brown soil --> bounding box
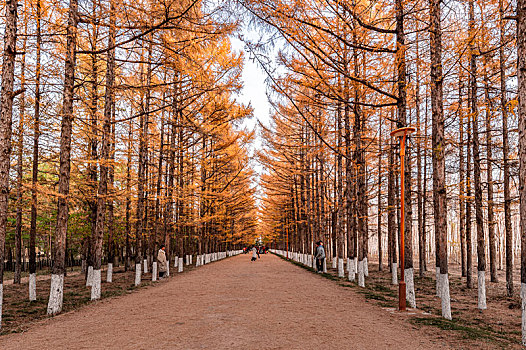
[321,258,523,349]
[1,254,453,349]
[0,264,161,335]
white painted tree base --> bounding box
[135,263,141,286]
[358,260,365,287]
[440,273,452,320]
[91,269,101,300]
[196,256,200,266]
[478,270,487,310]
[338,258,344,278]
[152,262,158,281]
[332,258,337,269]
[323,259,327,273]
[29,273,37,301]
[86,266,94,287]
[391,262,398,285]
[174,256,178,267]
[143,259,148,274]
[436,266,441,297]
[346,258,350,272]
[107,263,113,283]
[348,258,356,282]
[47,274,64,315]
[166,263,170,277]
[405,268,416,308]
[364,257,369,277]
[178,258,183,272]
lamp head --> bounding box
[390,126,416,138]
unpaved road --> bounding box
[0,254,448,349]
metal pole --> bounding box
[390,126,415,312]
[399,133,407,311]
[286,219,289,260]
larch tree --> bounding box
[47,0,79,315]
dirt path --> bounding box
[0,254,449,349]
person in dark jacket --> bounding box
[315,241,325,273]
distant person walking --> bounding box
[315,241,325,273]
[251,247,257,262]
[157,244,167,278]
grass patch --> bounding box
[370,283,397,298]
[411,317,491,340]
[410,316,519,345]
[356,289,389,302]
[378,301,396,308]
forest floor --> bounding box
[315,256,523,349]
[0,253,515,349]
[4,267,83,285]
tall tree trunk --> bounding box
[395,0,415,306]
[388,118,397,284]
[86,0,100,285]
[0,0,19,325]
[47,0,78,315]
[500,0,513,297]
[92,1,116,299]
[29,0,42,301]
[354,48,367,288]
[430,0,451,318]
[459,71,466,278]
[142,41,153,270]
[134,42,150,285]
[516,0,525,343]
[344,79,355,281]
[378,118,383,272]
[422,99,428,273]
[107,119,115,270]
[165,81,178,271]
[14,32,27,285]
[125,118,132,272]
[107,100,116,272]
[152,102,166,279]
[484,60,497,283]
[415,37,424,277]
[336,100,344,277]
[466,88,473,289]
[469,0,486,309]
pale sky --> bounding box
[230,34,273,203]
[230,36,271,133]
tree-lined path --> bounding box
[1,0,526,346]
[0,254,446,349]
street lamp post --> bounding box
[286,218,289,260]
[390,126,416,311]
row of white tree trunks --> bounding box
[132,250,243,286]
[42,249,244,327]
[271,249,422,311]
